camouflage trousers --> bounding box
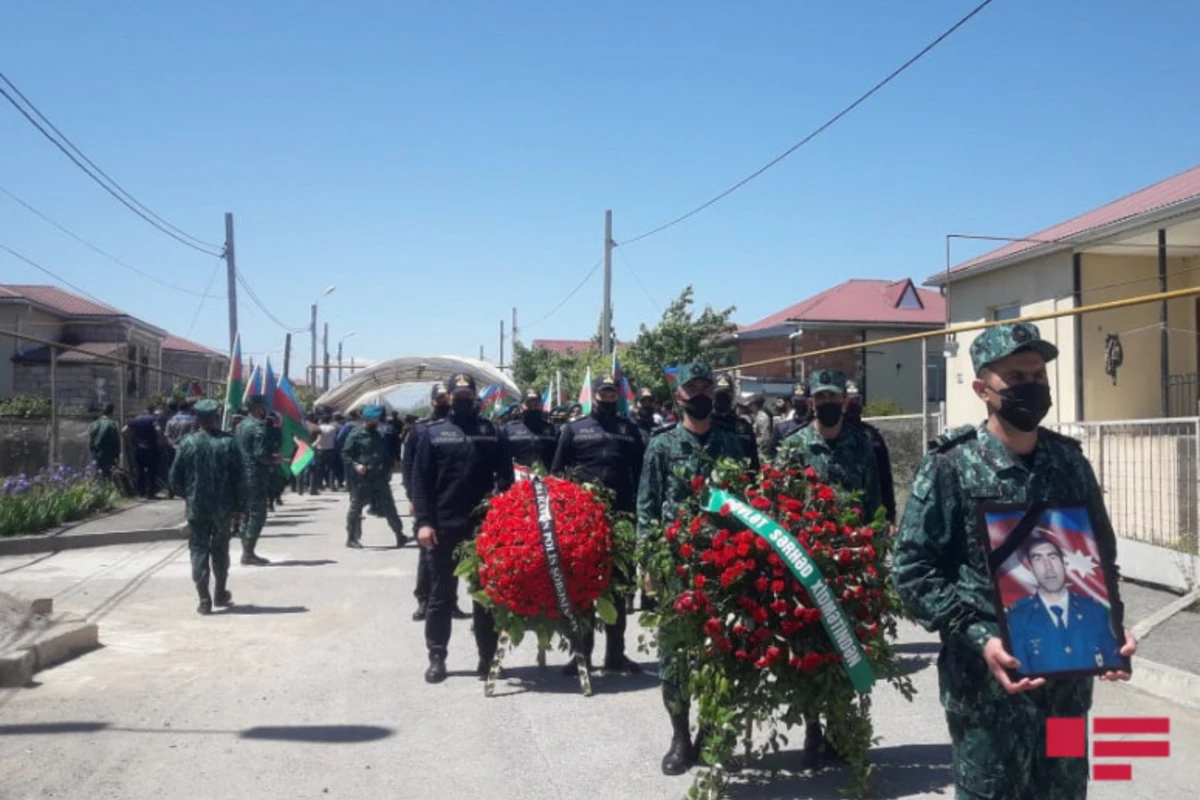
[658,619,691,715]
[240,482,268,544]
[346,480,403,538]
[189,517,232,593]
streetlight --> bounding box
[337,331,358,382]
[310,285,336,389]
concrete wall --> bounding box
[0,306,64,399]
[159,352,225,395]
[0,417,93,476]
[943,250,1077,427]
[864,329,945,413]
[12,363,122,410]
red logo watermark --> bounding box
[1047,717,1171,780]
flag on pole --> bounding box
[478,385,508,419]
[612,352,635,415]
[246,364,264,398]
[289,437,315,477]
[664,365,681,391]
[273,374,309,474]
[541,384,553,408]
[578,366,593,415]
[264,359,279,412]
[222,333,245,429]
[184,380,204,398]
[556,369,563,406]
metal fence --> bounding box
[1167,373,1198,419]
[1048,417,1200,554]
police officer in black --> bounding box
[634,386,658,445]
[711,372,760,471]
[502,388,559,470]
[551,372,645,675]
[403,383,468,623]
[769,383,809,458]
[843,381,897,523]
[412,373,514,684]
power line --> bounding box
[235,269,307,332]
[0,243,111,305]
[524,258,604,330]
[615,246,662,313]
[0,72,223,257]
[619,0,999,246]
[0,182,224,299]
[185,259,223,338]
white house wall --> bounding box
[864,328,944,413]
[942,250,1076,428]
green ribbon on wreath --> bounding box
[704,489,876,693]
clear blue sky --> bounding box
[3,0,1198,378]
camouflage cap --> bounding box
[362,404,385,420]
[808,369,847,396]
[675,362,714,388]
[713,371,736,394]
[970,322,1058,375]
[194,399,220,418]
[447,373,476,395]
[246,393,267,409]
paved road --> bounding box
[1,484,1196,800]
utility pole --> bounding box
[511,307,518,348]
[322,322,330,393]
[310,304,317,389]
[499,319,506,369]
[283,333,292,380]
[224,213,238,350]
[337,340,344,382]
[601,209,613,356]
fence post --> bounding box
[49,345,59,465]
[1195,414,1200,560]
[1096,424,1106,489]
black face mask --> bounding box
[683,394,713,421]
[713,394,733,414]
[992,382,1052,432]
[593,400,618,419]
[844,403,863,423]
[522,409,541,426]
[432,404,450,419]
[638,405,655,421]
[451,398,477,418]
[815,402,843,428]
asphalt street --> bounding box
[1,483,1196,800]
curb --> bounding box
[0,619,100,687]
[1126,656,1200,711]
[0,523,188,557]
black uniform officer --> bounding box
[711,372,760,471]
[402,383,468,622]
[412,373,514,684]
[769,383,809,457]
[843,380,897,523]
[502,388,559,470]
[550,372,645,674]
[634,387,658,445]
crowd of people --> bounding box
[109,321,1141,798]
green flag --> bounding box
[222,333,244,429]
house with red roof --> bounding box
[928,163,1200,427]
[529,338,627,355]
[160,335,229,396]
[736,278,946,412]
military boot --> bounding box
[412,600,428,621]
[425,651,448,684]
[196,583,213,616]
[346,518,363,549]
[240,540,269,566]
[661,712,695,776]
[214,576,233,608]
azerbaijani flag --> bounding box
[478,385,508,418]
[664,365,681,391]
[289,437,315,477]
[263,359,279,412]
[245,363,264,399]
[184,380,204,398]
[612,352,635,415]
[222,333,244,429]
[541,385,553,408]
[578,366,593,415]
[273,374,309,475]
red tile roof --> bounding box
[0,284,126,317]
[741,279,945,332]
[162,335,223,357]
[946,164,1200,277]
[529,339,628,354]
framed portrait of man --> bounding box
[977,502,1129,680]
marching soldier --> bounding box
[502,388,559,470]
[551,372,645,675]
[412,374,514,683]
[169,399,245,614]
[233,394,274,566]
[344,404,408,549]
[843,381,897,524]
[711,372,759,471]
[637,362,746,775]
[894,322,1136,800]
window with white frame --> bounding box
[992,304,1021,322]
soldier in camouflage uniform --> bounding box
[88,403,122,478]
[343,404,409,549]
[844,381,897,523]
[711,372,759,471]
[169,399,245,614]
[893,322,1136,800]
[233,394,274,566]
[637,362,747,776]
[775,368,883,766]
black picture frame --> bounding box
[975,501,1130,680]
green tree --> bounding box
[623,286,736,401]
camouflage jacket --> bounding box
[342,425,393,483]
[636,422,745,540]
[234,416,274,484]
[776,422,881,518]
[169,429,245,520]
[893,422,1124,717]
[88,417,121,464]
[712,411,760,471]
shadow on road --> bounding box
[727,743,953,799]
[0,721,395,745]
[893,641,940,655]
[264,560,338,568]
[485,663,661,697]
[221,604,309,615]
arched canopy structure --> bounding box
[314,355,519,412]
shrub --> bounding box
[0,464,119,538]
